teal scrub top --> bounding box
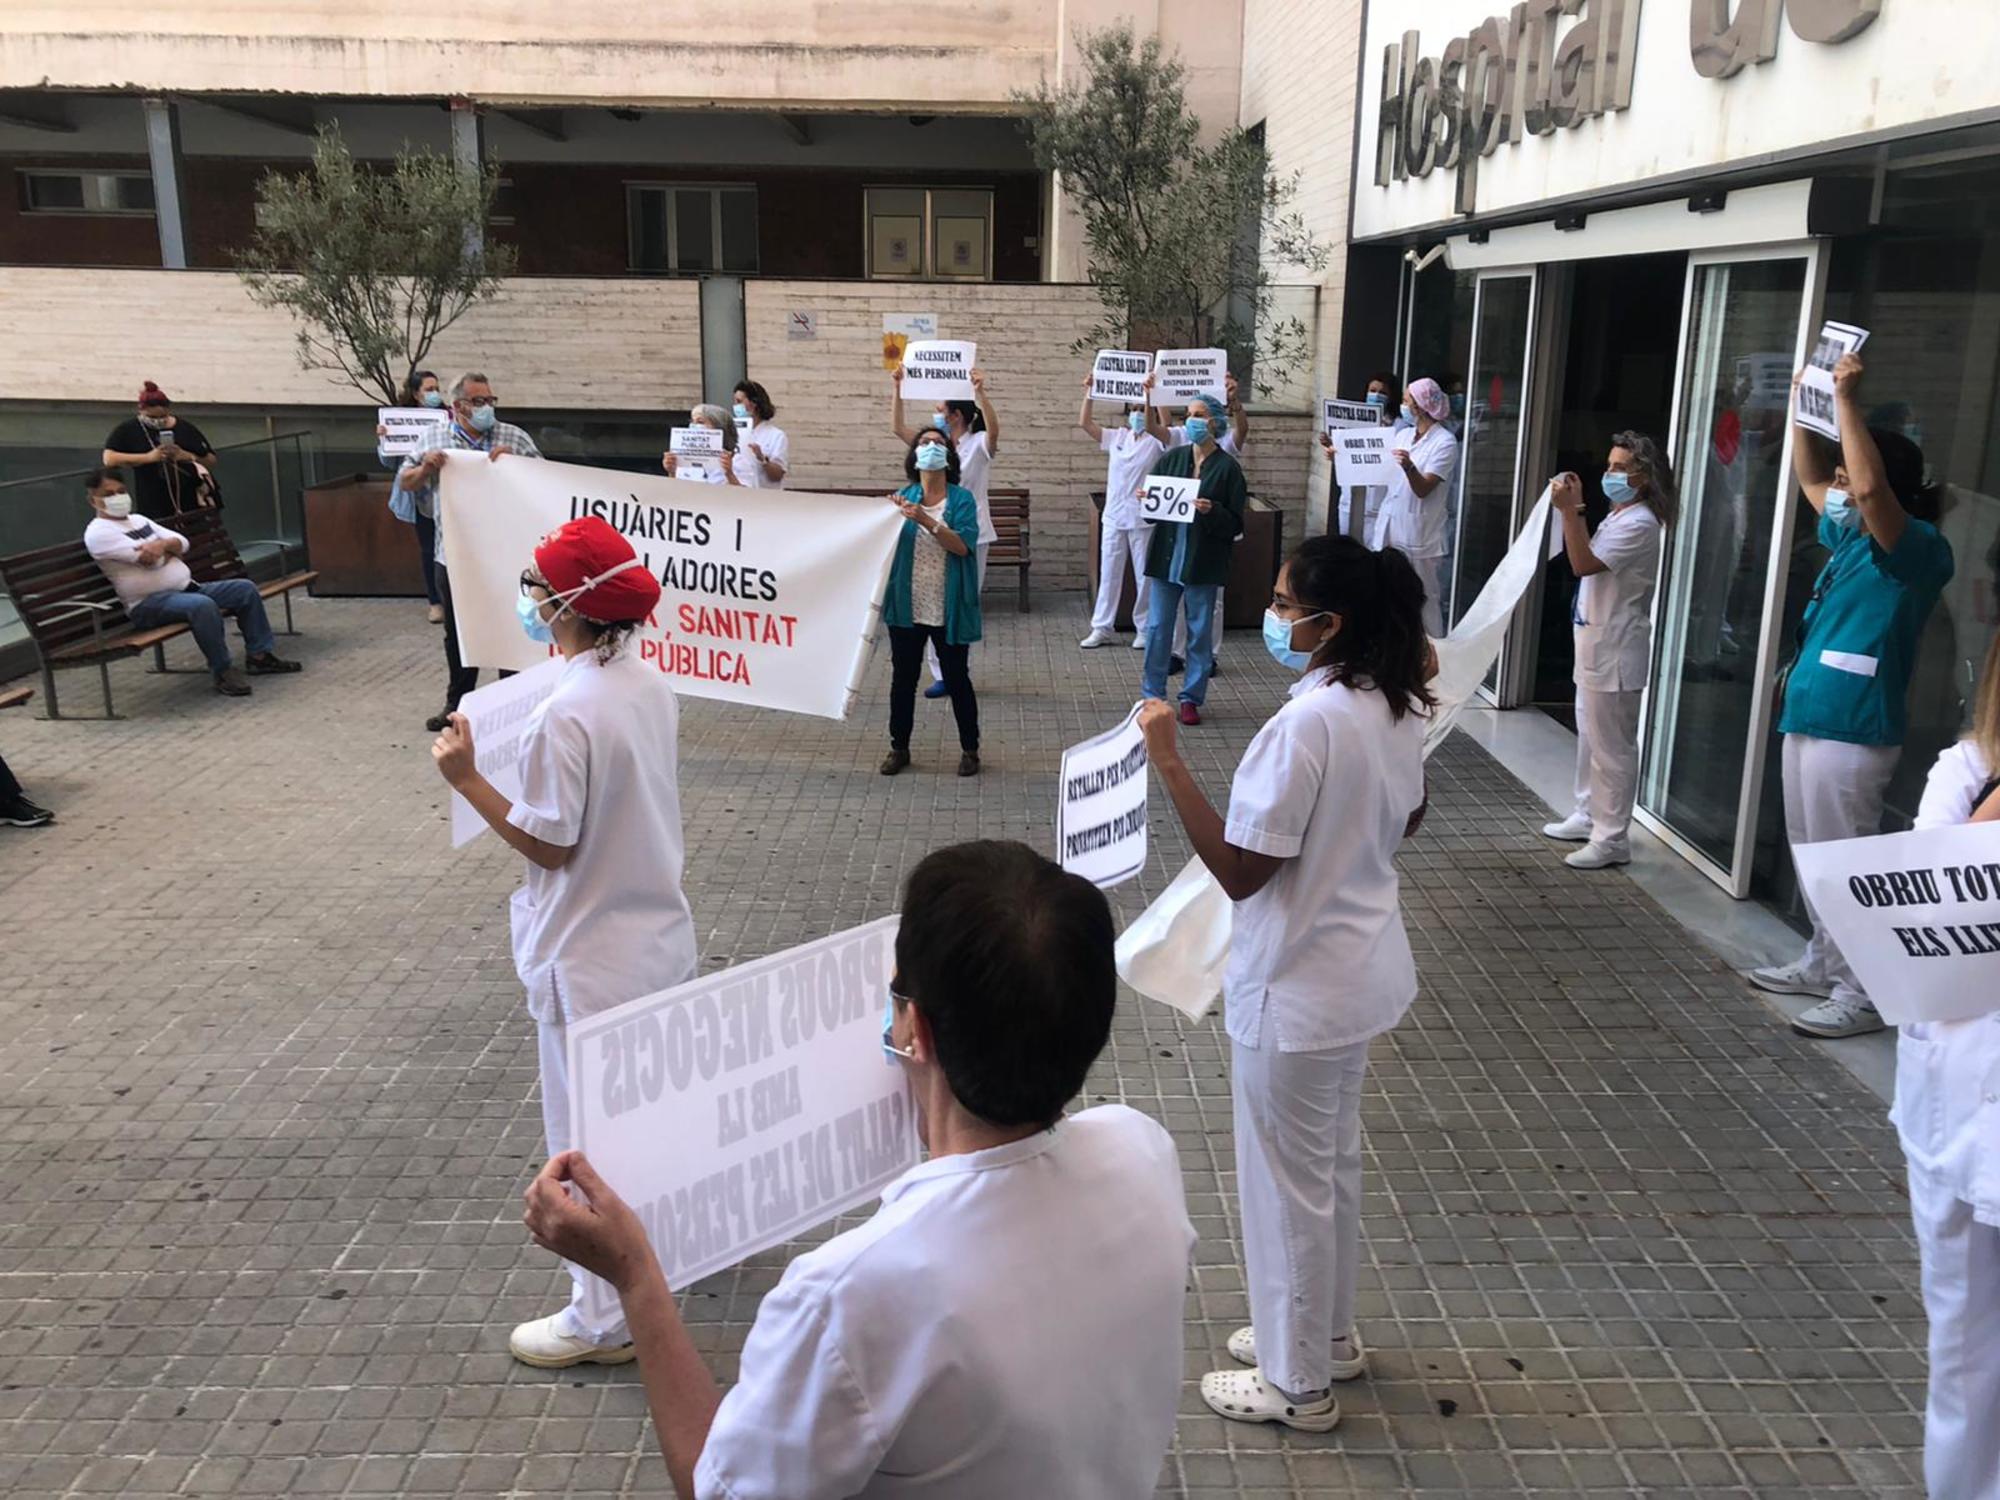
[1777,512,1953,747]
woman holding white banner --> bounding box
[1138,534,1433,1432]
[1076,374,1163,651]
[1541,433,1677,871]
[661,403,747,487]
[880,430,983,777]
[891,364,1000,696]
[1897,635,2000,1500]
[430,514,698,1370]
[1371,377,1459,636]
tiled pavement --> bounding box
[0,594,1928,1497]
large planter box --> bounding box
[303,474,427,597]
[1088,494,1284,631]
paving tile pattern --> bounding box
[0,595,1927,1497]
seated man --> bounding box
[82,468,299,697]
[524,839,1194,1500]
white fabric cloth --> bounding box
[505,650,699,1024]
[692,1105,1193,1500]
[1092,518,1152,635]
[1233,1016,1369,1397]
[1907,1165,2000,1500]
[741,421,789,487]
[1572,502,1663,692]
[84,512,191,608]
[907,501,950,628]
[926,542,989,682]
[1101,427,1165,531]
[1222,668,1425,1052]
[956,430,997,544]
[1409,554,1444,638]
[537,1021,628,1345]
[1780,732,1899,1007]
[1370,422,1459,560]
[1572,687,1643,851]
[1339,418,1409,546]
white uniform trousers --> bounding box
[538,1021,630,1345]
[1172,589,1225,657]
[1572,688,1643,852]
[927,542,991,682]
[1781,733,1899,1005]
[1909,1165,2000,1500]
[1410,555,1444,638]
[1231,1017,1371,1397]
[1091,525,1151,635]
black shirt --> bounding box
[105,416,215,515]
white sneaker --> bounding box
[1129,635,1147,649]
[508,1313,636,1369]
[1541,813,1593,841]
[1747,961,1832,999]
[1791,995,1886,1039]
[1079,629,1115,649]
[1200,1368,1339,1431]
[1226,1326,1367,1381]
[1565,841,1630,870]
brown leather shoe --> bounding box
[879,748,911,776]
[213,668,253,697]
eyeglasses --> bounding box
[881,984,917,1061]
[519,571,550,599]
[460,394,497,408]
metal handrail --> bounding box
[0,429,320,497]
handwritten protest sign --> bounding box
[569,917,918,1321]
[1796,321,1869,442]
[1091,350,1153,404]
[1790,822,2000,1025]
[377,407,449,457]
[450,658,564,847]
[1149,348,1228,406]
[1322,398,1379,435]
[670,426,724,459]
[1057,706,1149,888]
[439,455,902,720]
[880,311,937,371]
[1333,429,1396,485]
[898,339,977,401]
[1138,473,1200,524]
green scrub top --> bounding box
[1777,511,1953,747]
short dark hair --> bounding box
[895,840,1115,1130]
[734,380,775,422]
[1805,426,1944,523]
[903,430,961,486]
[84,466,119,493]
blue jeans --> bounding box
[1142,580,1218,706]
[128,580,275,676]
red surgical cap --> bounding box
[532,516,661,624]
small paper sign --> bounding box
[1332,429,1396,485]
[1322,398,1380,435]
[448,658,565,847]
[671,425,725,459]
[379,407,450,457]
[897,340,977,401]
[1056,705,1149,889]
[1138,473,1200,524]
[1091,350,1153,404]
[1149,348,1228,406]
[1796,321,1870,442]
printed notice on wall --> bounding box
[1790,822,2000,1026]
[1795,321,1870,442]
[897,339,977,401]
[1091,350,1153,404]
[449,658,565,847]
[1332,429,1395,485]
[569,916,918,1319]
[1149,348,1228,406]
[1057,706,1149,888]
[881,311,939,372]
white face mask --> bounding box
[101,494,132,519]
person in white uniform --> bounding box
[892,364,1002,694]
[430,515,698,1369]
[1896,634,2000,1500]
[661,403,750,486]
[521,839,1194,1499]
[1371,377,1459,636]
[732,379,789,488]
[1140,534,1432,1432]
[1542,432,1676,870]
[1076,373,1164,650]
[1318,371,1405,545]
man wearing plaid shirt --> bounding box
[399,371,543,731]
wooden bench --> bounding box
[0,509,317,719]
[0,685,31,711]
[818,486,1032,612]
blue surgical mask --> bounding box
[469,404,498,433]
[1184,416,1211,446]
[914,442,950,472]
[931,412,949,432]
[1262,608,1330,672]
[1127,411,1146,433]
[421,390,444,408]
[1602,471,1638,506]
[1400,403,1416,425]
[1824,487,1858,531]
[1366,391,1388,410]
[516,591,556,644]
[733,402,750,422]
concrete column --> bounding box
[449,98,485,260]
[142,98,190,269]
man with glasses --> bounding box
[399,371,542,731]
[521,839,1195,1500]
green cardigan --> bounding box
[881,482,984,645]
[1142,443,1246,588]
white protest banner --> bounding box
[897,339,977,401]
[1789,822,2000,1026]
[1091,350,1153,404]
[1796,321,1870,442]
[1427,486,1555,755]
[1333,428,1396,485]
[1322,398,1379,435]
[1137,473,1200,524]
[1057,705,1148,888]
[1149,347,1228,406]
[449,658,565,847]
[569,916,918,1321]
[439,454,902,720]
[880,311,937,371]
[377,407,449,457]
[670,425,724,459]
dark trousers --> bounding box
[437,564,481,711]
[413,511,441,605]
[888,624,978,753]
[0,751,20,803]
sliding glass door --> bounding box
[1446,270,1538,656]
